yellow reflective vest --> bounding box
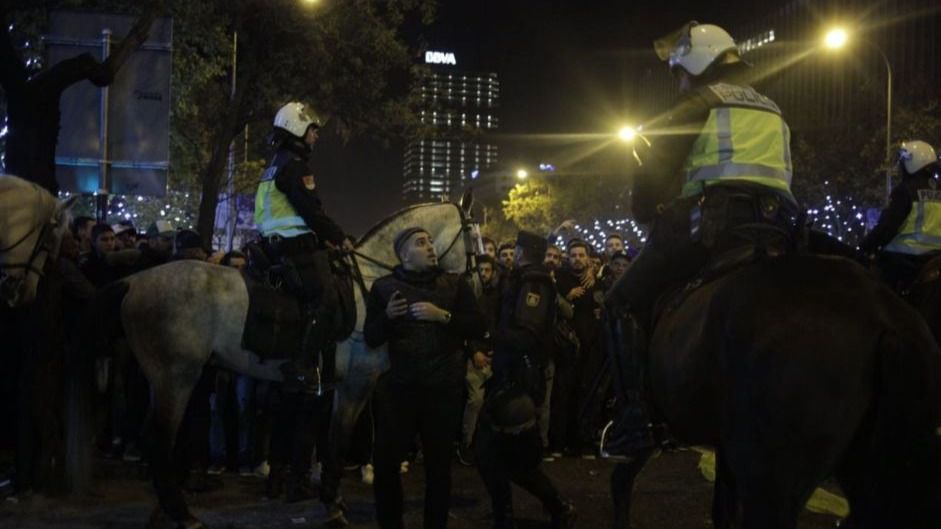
[253,153,313,238]
[884,188,941,255]
[682,83,794,201]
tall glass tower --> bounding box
[403,50,499,203]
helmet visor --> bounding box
[654,21,698,63]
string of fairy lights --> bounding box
[58,190,199,232]
[555,189,875,254]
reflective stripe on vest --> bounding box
[884,191,941,255]
[682,85,794,199]
[253,179,313,238]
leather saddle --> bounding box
[240,242,357,360]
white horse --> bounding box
[0,175,76,307]
[86,199,479,529]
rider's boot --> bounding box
[549,501,577,529]
[600,399,655,459]
[324,497,351,528]
[280,305,324,395]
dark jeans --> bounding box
[575,336,605,448]
[373,376,464,529]
[268,388,332,477]
[548,354,578,453]
[606,200,709,319]
[209,372,256,469]
[475,419,564,525]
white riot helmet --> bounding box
[899,140,938,175]
[655,21,743,76]
[273,102,322,138]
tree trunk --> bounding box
[196,121,242,250]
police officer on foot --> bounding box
[604,22,799,455]
[254,101,352,392]
[477,230,576,529]
[859,140,941,291]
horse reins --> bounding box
[349,224,466,273]
[0,193,54,279]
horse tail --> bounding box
[866,327,941,526]
[65,278,130,493]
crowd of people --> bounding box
[15,208,635,529]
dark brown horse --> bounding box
[608,252,941,529]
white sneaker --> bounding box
[399,461,409,474]
[361,464,374,485]
[253,461,270,478]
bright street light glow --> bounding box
[824,28,848,49]
[516,169,529,180]
[618,126,638,143]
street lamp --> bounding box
[822,26,893,201]
[823,28,848,49]
[618,125,638,143]
[516,169,529,180]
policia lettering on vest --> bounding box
[603,21,801,457]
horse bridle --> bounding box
[0,197,57,305]
[347,207,480,289]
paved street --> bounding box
[0,449,841,528]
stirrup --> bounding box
[599,419,655,461]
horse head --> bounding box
[0,175,77,307]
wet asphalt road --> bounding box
[0,449,840,529]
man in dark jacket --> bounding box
[553,240,604,454]
[364,227,485,529]
[80,223,118,287]
[459,254,500,465]
[476,231,575,529]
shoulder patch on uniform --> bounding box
[526,292,541,307]
[708,83,781,114]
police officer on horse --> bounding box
[254,101,353,392]
[605,22,799,452]
[860,140,941,291]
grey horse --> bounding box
[90,200,479,529]
[0,175,76,308]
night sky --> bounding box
[318,0,760,236]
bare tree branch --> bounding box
[29,0,166,93]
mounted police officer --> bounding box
[254,101,352,393]
[604,22,799,454]
[477,231,576,529]
[859,140,941,291]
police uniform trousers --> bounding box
[373,375,464,529]
[475,416,565,526]
[267,387,332,482]
[609,198,708,318]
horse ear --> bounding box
[459,188,474,215]
[58,195,80,212]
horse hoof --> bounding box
[178,515,208,529]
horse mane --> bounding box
[356,202,461,245]
[353,202,466,282]
[0,174,58,226]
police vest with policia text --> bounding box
[682,83,794,202]
[885,187,941,255]
[254,150,314,239]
